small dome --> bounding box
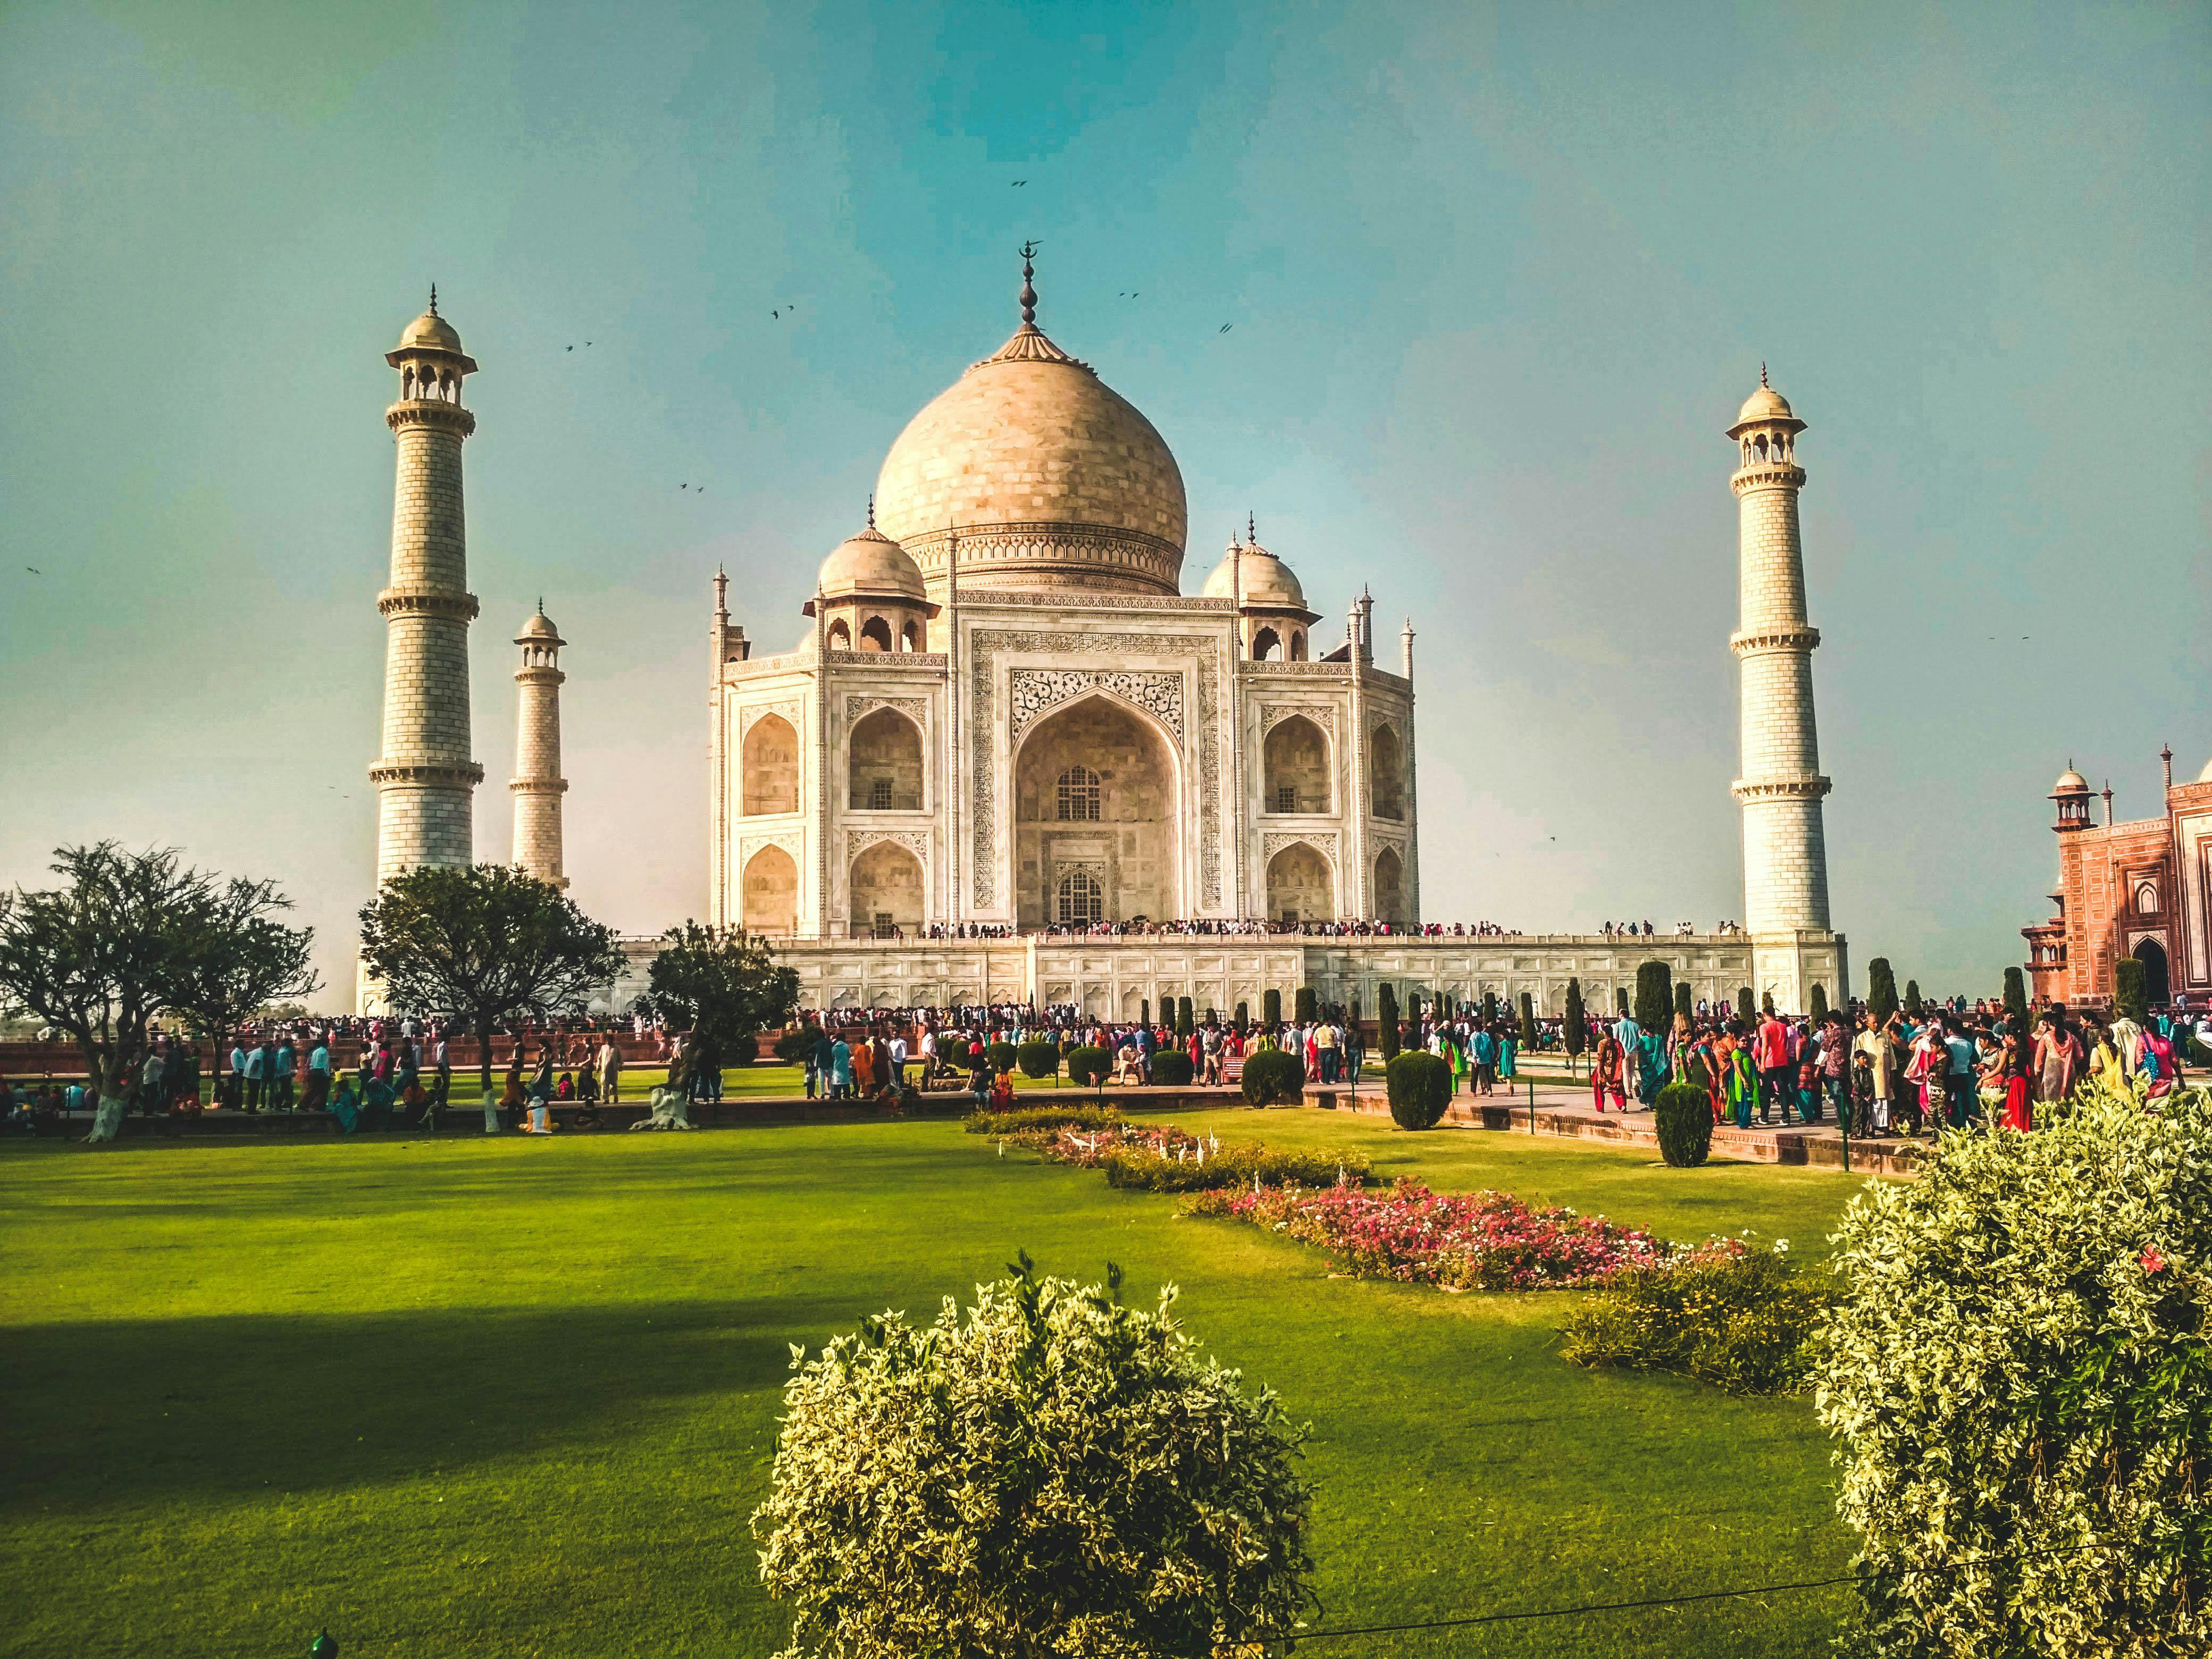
[2053,766,2090,794]
[398,309,464,355]
[515,610,562,646]
[1726,370,1805,437]
[817,522,926,604]
[2197,754,2212,784]
[1201,537,1308,610]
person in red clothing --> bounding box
[1591,1031,1627,1113]
[1754,1008,1795,1126]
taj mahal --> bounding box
[361,256,1848,1019]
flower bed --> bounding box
[1184,1178,1670,1291]
[973,1110,1369,1192]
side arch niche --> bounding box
[1369,723,1406,820]
[1374,846,1405,927]
[1266,841,1334,925]
[742,714,800,816]
[849,839,924,938]
[848,706,924,811]
[1012,693,1180,929]
[1262,715,1331,815]
[742,844,798,936]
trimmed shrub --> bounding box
[1241,1049,1304,1107]
[1065,1046,1111,1087]
[963,1103,1122,1136]
[774,1027,817,1064]
[1293,987,1318,1025]
[1176,996,1195,1037]
[1761,989,1776,1017]
[1903,978,1921,1016]
[1674,981,1693,1021]
[1150,1050,1194,1087]
[2115,957,2149,1023]
[1385,1051,1451,1130]
[1654,1080,1714,1167]
[1615,986,1631,1017]
[1809,982,1829,1024]
[985,1041,1017,1074]
[1139,999,1151,1028]
[1559,1245,1826,1396]
[1015,1038,1060,1080]
[1234,1000,1249,1032]
[1817,1080,2212,1656]
[753,1266,1313,1655]
[1104,1143,1370,1194]
[1563,979,1586,1057]
[1865,958,1898,1028]
[1634,961,1673,1034]
[1735,986,1754,1021]
[1377,984,1400,1060]
[2001,965,2030,1030]
[1518,991,1537,1051]
[1261,988,1282,1028]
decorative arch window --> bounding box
[858,617,893,653]
[1055,870,1103,925]
[2138,882,2160,915]
[827,618,852,650]
[900,619,920,652]
[1056,765,1101,822]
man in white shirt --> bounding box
[889,1033,909,1089]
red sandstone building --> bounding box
[2023,748,2212,1009]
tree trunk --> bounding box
[83,1044,129,1143]
[477,1020,494,1093]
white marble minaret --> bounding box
[1728,367,1841,1010]
[509,605,568,889]
[371,290,483,882]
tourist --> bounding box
[272,1033,296,1112]
[1591,1028,1626,1114]
[2033,1009,2081,1109]
[1996,1031,2033,1131]
[1753,1005,1793,1126]
[828,1034,853,1100]
[1471,1023,1497,1097]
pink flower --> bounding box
[2142,1247,2167,1275]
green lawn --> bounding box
[1,1109,1874,1656]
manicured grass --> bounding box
[0,1110,1876,1656]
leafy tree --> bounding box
[1819,1080,2212,1657]
[1293,986,1318,1025]
[1634,961,1673,1034]
[755,1261,1313,1656]
[2115,958,2149,1023]
[1809,982,1830,1024]
[2002,965,2031,1031]
[1262,988,1282,1028]
[1376,983,1400,1060]
[1563,978,1586,1059]
[160,874,320,1069]
[0,843,286,1136]
[358,864,625,1090]
[1866,958,1899,1029]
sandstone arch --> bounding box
[742,714,800,816]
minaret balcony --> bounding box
[1729,625,1821,657]
[1729,462,1805,492]
[1731,775,1833,803]
[386,400,477,437]
[369,759,486,789]
[378,586,482,623]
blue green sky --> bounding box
[3,1,2206,999]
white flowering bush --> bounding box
[752,1256,1313,1657]
[1817,1080,2211,1657]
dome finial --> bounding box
[429,282,439,317]
[1018,240,1040,326]
[867,491,876,529]
[1759,359,1769,388]
[1248,510,1258,545]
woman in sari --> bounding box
[1998,1032,2033,1131]
[328,1073,362,1135]
[850,1036,877,1097]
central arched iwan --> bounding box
[1013,694,1179,928]
[849,706,923,811]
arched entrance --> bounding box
[849,707,923,811]
[1263,715,1330,815]
[1266,842,1334,924]
[1370,724,1405,819]
[742,714,800,816]
[849,840,924,937]
[2134,938,2171,1007]
[1374,847,1405,926]
[742,844,798,935]
[1013,694,1179,928]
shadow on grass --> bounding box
[3,1297,814,1515]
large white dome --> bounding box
[872,268,1186,599]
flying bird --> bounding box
[566,345,573,351]
[1219,323,1233,333]
[1011,180,1027,187]
[24,566,40,575]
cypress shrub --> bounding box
[1177,996,1195,1037]
[1635,961,1673,1034]
[2114,958,2149,1023]
[1158,989,1176,1027]
[1377,984,1401,1060]
[1809,983,1829,1024]
[1654,1080,1715,1168]
[1065,1046,1111,1087]
[1736,986,1755,1022]
[1615,987,1631,1017]
[1262,988,1283,1028]
[1385,1051,1452,1130]
[1015,1038,1060,1080]
[1762,990,1776,1017]
[1904,979,1922,1016]
[1151,1050,1194,1087]
[1518,991,1537,1050]
[1563,979,1586,1058]
[1139,999,1150,1029]
[1294,987,1318,1025]
[1675,981,1693,1021]
[2001,966,2030,1032]
[1234,1000,1249,1033]
[1240,1049,1304,1107]
[1482,991,1499,1026]
[1406,991,1422,1025]
[1866,959,1898,1028]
